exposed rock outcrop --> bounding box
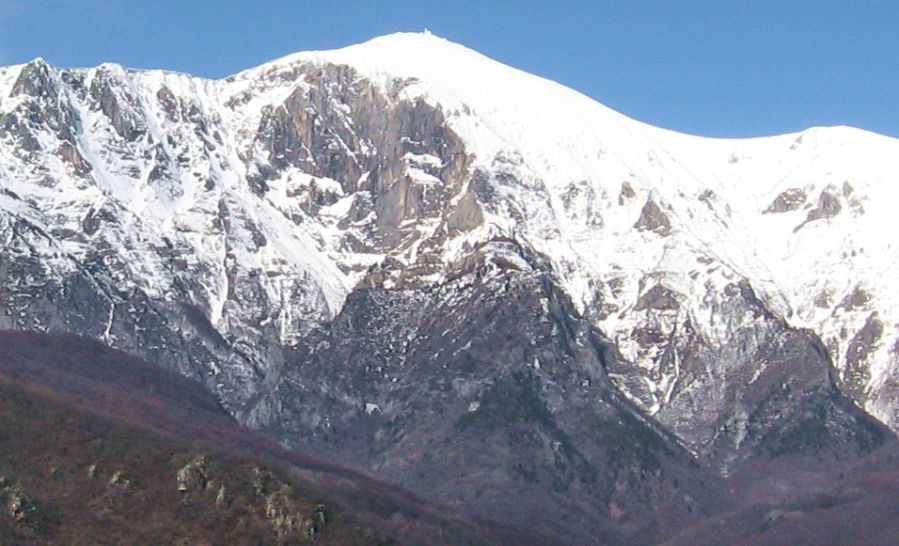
[634,197,672,236]
[177,455,208,493]
[0,476,41,529]
[763,188,806,213]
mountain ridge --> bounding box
[3,28,897,436]
[2,32,898,544]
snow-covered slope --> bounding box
[2,32,899,436]
[658,127,899,417]
[273,33,899,430]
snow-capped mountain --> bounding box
[1,32,897,544]
[289,34,899,432]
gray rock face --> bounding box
[633,198,671,236]
[845,313,883,399]
[248,249,732,545]
[603,276,888,475]
[794,188,842,231]
[0,214,264,411]
[763,188,806,213]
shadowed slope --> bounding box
[0,331,550,545]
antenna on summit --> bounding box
[423,27,432,35]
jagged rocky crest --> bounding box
[1,33,899,544]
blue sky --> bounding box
[1,1,896,138]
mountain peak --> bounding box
[16,57,51,69]
[256,30,506,91]
[360,30,456,47]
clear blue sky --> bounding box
[1,1,896,138]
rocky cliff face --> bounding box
[1,32,898,545]
[248,246,736,544]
